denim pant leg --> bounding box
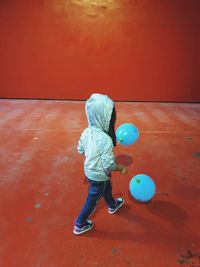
[103,180,116,209]
[75,180,106,227]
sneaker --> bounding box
[108,198,125,214]
[73,219,94,235]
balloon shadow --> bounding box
[115,154,133,167]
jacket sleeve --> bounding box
[77,136,85,154]
[99,138,117,175]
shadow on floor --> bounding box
[115,154,133,167]
[80,204,195,250]
[173,184,200,202]
[146,200,189,226]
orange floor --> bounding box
[0,99,200,267]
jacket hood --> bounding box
[85,93,114,132]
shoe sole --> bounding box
[73,224,94,235]
[108,199,125,214]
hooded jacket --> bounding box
[77,93,117,181]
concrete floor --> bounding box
[0,99,200,267]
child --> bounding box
[73,93,127,235]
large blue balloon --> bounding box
[116,123,139,146]
[129,174,156,202]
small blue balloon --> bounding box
[129,174,156,202]
[116,123,139,146]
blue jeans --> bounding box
[75,178,116,227]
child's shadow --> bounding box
[84,197,190,249]
[82,204,174,248]
[146,200,189,227]
[173,184,200,202]
[127,191,189,226]
[90,190,189,228]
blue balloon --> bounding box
[129,174,156,202]
[116,123,139,146]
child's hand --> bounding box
[120,166,127,174]
[114,164,127,174]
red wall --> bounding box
[0,0,199,102]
